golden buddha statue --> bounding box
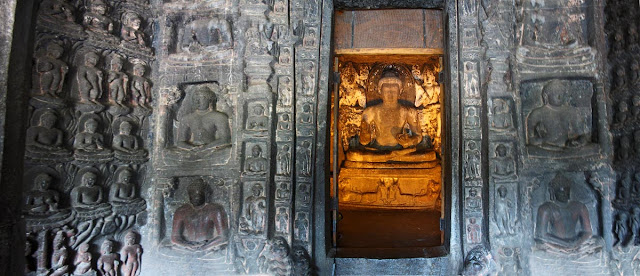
[346,70,434,164]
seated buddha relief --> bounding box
[345,65,434,164]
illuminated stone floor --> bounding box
[337,208,442,248]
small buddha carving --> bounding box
[97,240,120,276]
[49,231,70,276]
[246,104,268,130]
[492,144,515,177]
[348,70,431,163]
[71,171,105,209]
[491,98,512,129]
[24,173,60,214]
[109,168,138,204]
[121,231,142,276]
[26,110,70,158]
[176,86,231,151]
[240,184,267,234]
[113,121,146,159]
[130,62,151,107]
[171,178,229,251]
[121,12,146,46]
[73,118,108,155]
[73,243,96,275]
[534,174,603,254]
[83,0,114,35]
[77,51,104,104]
[526,80,589,149]
[36,43,68,97]
[107,55,128,105]
[245,145,267,175]
[180,18,232,53]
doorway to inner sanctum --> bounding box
[329,8,447,258]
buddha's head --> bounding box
[120,121,132,135]
[101,240,113,254]
[252,145,262,157]
[125,231,137,246]
[468,188,477,198]
[82,172,97,187]
[118,168,133,183]
[542,80,567,107]
[193,87,216,111]
[187,178,207,207]
[34,173,52,191]
[550,174,572,203]
[40,111,57,128]
[110,56,123,72]
[85,118,98,133]
[46,43,64,59]
[133,63,145,77]
[84,52,99,67]
[253,104,264,116]
[495,144,508,157]
[498,185,507,198]
[378,71,402,104]
[124,12,141,30]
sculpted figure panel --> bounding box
[176,86,231,151]
[121,12,146,47]
[171,178,229,251]
[179,17,232,53]
[107,55,128,105]
[239,183,267,235]
[26,109,71,161]
[83,0,114,35]
[76,51,104,105]
[24,173,60,214]
[121,231,142,276]
[36,43,68,97]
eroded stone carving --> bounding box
[239,183,267,235]
[73,116,112,162]
[176,86,231,151]
[179,17,233,53]
[25,109,71,161]
[107,54,129,106]
[171,178,229,251]
[24,173,60,214]
[257,237,292,275]
[491,143,515,178]
[121,231,142,276]
[465,141,481,180]
[121,12,147,47]
[245,102,268,131]
[276,145,291,176]
[73,243,96,275]
[83,0,114,35]
[245,145,268,175]
[49,231,70,276]
[129,61,151,108]
[39,0,75,23]
[112,120,147,162]
[97,240,119,276]
[36,42,68,98]
[495,185,515,235]
[76,51,104,105]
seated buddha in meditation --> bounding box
[347,70,432,163]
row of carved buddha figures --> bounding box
[40,0,149,48]
[35,43,152,109]
[24,167,144,216]
[26,230,142,276]
[26,109,147,163]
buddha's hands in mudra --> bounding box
[396,132,420,148]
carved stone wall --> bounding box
[2,0,639,275]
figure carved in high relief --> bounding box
[107,55,128,105]
[615,101,629,127]
[276,182,290,201]
[465,188,481,211]
[71,170,106,209]
[83,0,114,35]
[245,103,268,130]
[24,173,60,214]
[526,80,589,149]
[300,141,312,176]
[180,18,232,53]
[524,0,586,46]
[49,231,70,276]
[37,43,68,97]
[534,174,603,254]
[496,185,515,235]
[245,145,267,175]
[465,106,479,128]
[121,12,146,46]
[71,169,111,248]
[348,69,432,163]
[276,207,289,233]
[492,144,515,178]
[40,0,75,22]
[97,240,119,276]
[615,212,629,246]
[73,243,96,275]
[491,98,513,130]
[121,231,142,276]
[240,183,267,235]
[276,145,291,176]
[77,51,104,104]
[294,213,309,242]
[467,218,481,244]
[130,62,151,107]
[73,117,111,159]
[171,178,229,251]
[109,168,142,205]
[26,110,70,159]
[465,141,481,180]
[113,121,146,160]
[258,237,293,276]
[464,62,479,98]
[176,86,231,151]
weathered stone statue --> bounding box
[112,121,147,161]
[130,62,151,107]
[176,86,231,150]
[245,104,268,130]
[240,184,267,234]
[526,80,589,149]
[491,98,512,129]
[171,178,229,251]
[107,55,128,105]
[73,118,111,160]
[257,237,292,276]
[615,212,629,246]
[97,240,120,276]
[348,70,431,163]
[76,51,104,104]
[276,145,291,176]
[492,144,515,177]
[109,168,138,204]
[73,243,96,275]
[83,0,114,35]
[25,110,70,159]
[24,173,59,214]
[180,18,232,53]
[36,43,68,97]
[245,145,267,175]
[71,171,105,209]
[121,12,146,46]
[534,174,602,254]
[495,186,514,235]
[49,231,70,276]
[121,231,142,276]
